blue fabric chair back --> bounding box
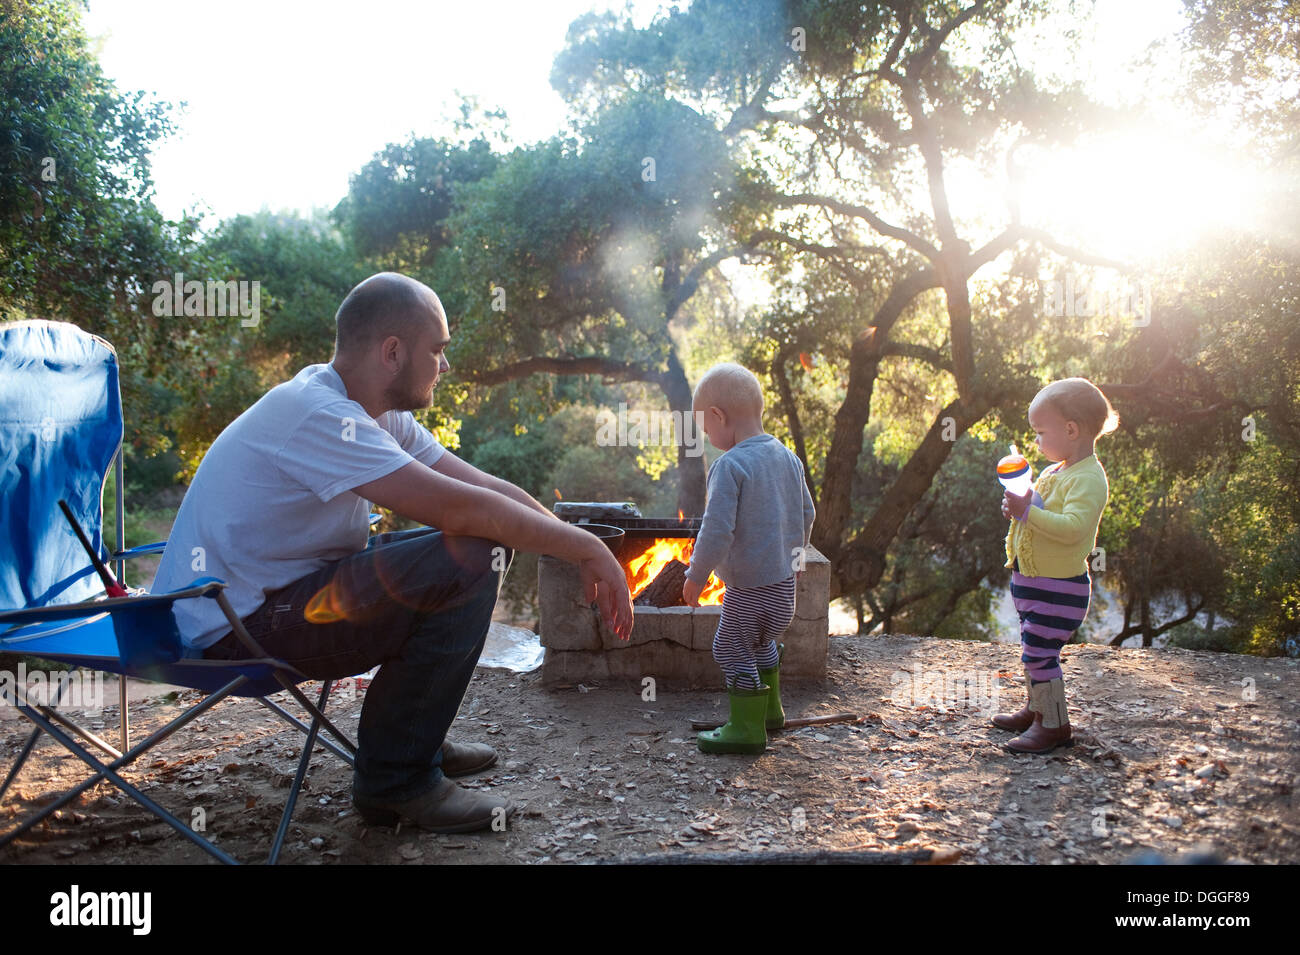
[0,320,123,611]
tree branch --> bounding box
[880,4,912,74]
[722,68,781,137]
[771,346,815,498]
[1018,226,1135,273]
[460,356,660,387]
[879,341,954,374]
[907,1,988,73]
[775,193,941,260]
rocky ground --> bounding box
[2,634,1296,865]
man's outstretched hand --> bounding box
[579,551,634,641]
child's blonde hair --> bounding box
[694,362,764,418]
[1035,377,1120,439]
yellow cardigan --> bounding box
[1005,454,1109,578]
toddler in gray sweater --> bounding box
[683,362,815,754]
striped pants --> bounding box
[712,576,796,689]
[1010,563,1091,683]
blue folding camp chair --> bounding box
[0,319,358,864]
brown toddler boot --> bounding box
[992,672,1034,732]
[1006,679,1072,754]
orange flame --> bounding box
[624,537,724,606]
[554,488,562,499]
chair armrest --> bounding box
[111,541,167,559]
[0,578,226,626]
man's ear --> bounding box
[379,335,403,371]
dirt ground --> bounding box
[2,634,1297,865]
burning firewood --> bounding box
[633,558,690,607]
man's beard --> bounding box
[383,364,432,412]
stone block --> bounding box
[538,542,831,688]
[540,649,611,687]
[691,605,722,651]
[603,640,721,689]
[795,545,831,620]
[782,615,828,680]
[599,605,693,650]
[537,555,600,651]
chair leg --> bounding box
[0,726,42,803]
[0,676,249,862]
[23,699,122,760]
[257,695,356,765]
[268,680,332,865]
[118,675,129,752]
[0,675,87,802]
[273,674,358,760]
[3,702,239,864]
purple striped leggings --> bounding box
[1010,563,1091,683]
[712,576,796,689]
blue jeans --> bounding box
[204,528,512,800]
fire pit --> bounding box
[539,504,829,688]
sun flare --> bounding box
[1013,130,1263,262]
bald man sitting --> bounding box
[153,272,633,833]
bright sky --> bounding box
[84,0,1261,267]
[84,0,661,224]
[974,0,1271,264]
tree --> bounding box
[1094,236,1300,653]
[860,432,1014,638]
[338,92,764,514]
[0,0,180,326]
[447,93,770,515]
[150,211,373,478]
[553,0,1133,601]
[0,0,218,481]
[1106,497,1227,648]
[334,133,502,272]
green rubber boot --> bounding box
[758,643,786,730]
[697,684,770,755]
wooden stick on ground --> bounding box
[605,845,960,865]
[690,711,860,732]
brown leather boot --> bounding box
[992,680,1033,731]
[1006,679,1072,754]
[440,739,497,778]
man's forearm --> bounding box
[359,462,585,561]
[482,473,556,520]
[449,483,602,562]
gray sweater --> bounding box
[686,434,816,590]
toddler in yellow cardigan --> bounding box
[994,377,1117,753]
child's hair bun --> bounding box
[1038,377,1119,439]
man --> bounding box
[153,272,633,832]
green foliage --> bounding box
[204,211,366,371]
[11,0,1298,664]
[1085,232,1300,652]
[445,91,754,368]
[470,432,561,502]
[0,0,213,489]
[335,134,501,269]
[1180,0,1300,160]
[1165,621,1254,655]
[863,432,1014,638]
[0,0,178,324]
[150,211,372,480]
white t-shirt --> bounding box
[153,363,445,650]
